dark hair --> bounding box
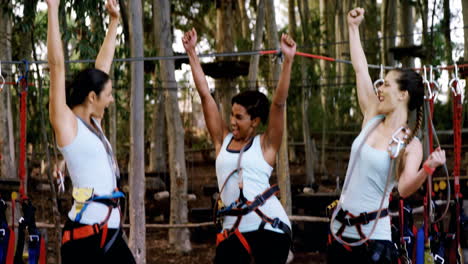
[391,69,424,181]
[392,69,424,111]
[231,91,270,125]
[66,68,110,109]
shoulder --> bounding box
[405,136,422,159]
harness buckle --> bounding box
[29,234,40,242]
[255,194,266,206]
[271,218,281,228]
[403,236,411,244]
[434,254,445,264]
[361,212,369,224]
[345,217,352,226]
[0,229,5,237]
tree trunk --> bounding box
[442,0,453,64]
[0,0,15,180]
[381,0,397,66]
[150,2,168,173]
[149,91,167,173]
[247,0,265,91]
[265,0,292,214]
[216,0,236,124]
[237,0,250,40]
[154,0,191,253]
[297,0,314,187]
[318,0,333,181]
[399,0,415,67]
[128,0,146,262]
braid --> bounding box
[395,106,423,181]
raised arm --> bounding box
[47,0,76,147]
[347,8,379,124]
[263,34,296,154]
[95,0,120,73]
[182,28,228,154]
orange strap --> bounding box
[234,229,252,255]
[39,236,46,264]
[62,224,100,245]
[6,227,15,264]
[100,224,108,248]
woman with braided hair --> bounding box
[328,8,446,263]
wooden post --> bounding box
[0,0,15,180]
[247,0,265,91]
[154,0,191,253]
[128,0,146,262]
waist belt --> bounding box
[335,208,389,239]
[215,184,292,255]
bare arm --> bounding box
[347,8,379,125]
[183,28,228,154]
[263,34,296,154]
[47,0,76,147]
[398,141,446,198]
[95,0,120,73]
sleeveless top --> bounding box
[59,117,120,228]
[332,115,396,240]
[215,133,291,234]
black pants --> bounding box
[214,229,290,264]
[327,236,398,264]
[61,219,136,264]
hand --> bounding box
[46,0,60,9]
[182,28,197,52]
[106,0,120,20]
[280,34,296,61]
[347,7,365,27]
[424,147,446,169]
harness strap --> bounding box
[217,185,279,217]
[334,208,389,239]
[74,191,124,222]
[62,223,100,244]
[234,229,252,255]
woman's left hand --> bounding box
[106,0,120,20]
[280,34,296,62]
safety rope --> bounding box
[17,60,29,199]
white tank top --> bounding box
[215,133,291,234]
[59,117,120,228]
[332,115,395,240]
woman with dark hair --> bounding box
[183,28,295,264]
[327,8,446,263]
[47,0,135,262]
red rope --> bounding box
[452,81,462,251]
[18,81,27,199]
[295,51,336,62]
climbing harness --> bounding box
[62,116,124,252]
[213,138,292,256]
[330,117,409,247]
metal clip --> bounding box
[449,63,464,96]
[429,65,440,100]
[423,66,433,100]
[388,127,409,159]
[373,64,384,95]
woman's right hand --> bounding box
[424,147,446,169]
[347,7,365,27]
[182,28,197,52]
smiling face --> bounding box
[230,103,259,140]
[376,70,409,114]
[91,80,114,119]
